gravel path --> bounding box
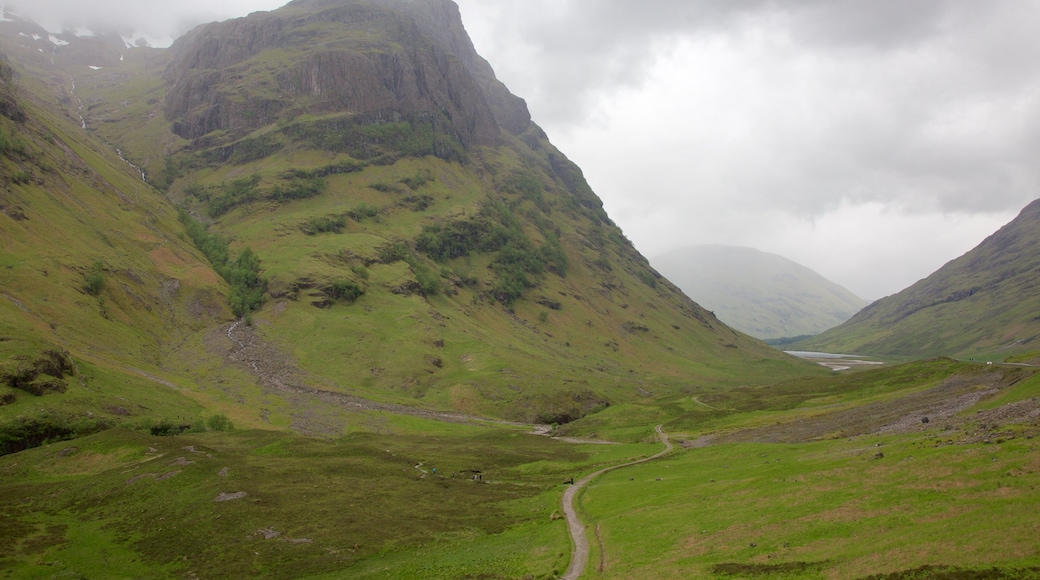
[561,425,672,580]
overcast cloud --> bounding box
[456,0,1040,299]
[4,0,1038,299]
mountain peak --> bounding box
[164,0,528,145]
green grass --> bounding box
[578,433,1040,579]
[0,424,662,579]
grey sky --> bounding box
[456,0,1040,299]
[5,0,1038,299]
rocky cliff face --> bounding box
[369,0,532,134]
[164,0,526,145]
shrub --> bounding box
[83,261,105,296]
[376,242,410,264]
[351,265,370,279]
[270,176,325,202]
[327,280,364,303]
[179,209,266,317]
[346,203,379,221]
[301,214,346,235]
[206,414,233,432]
[399,169,434,190]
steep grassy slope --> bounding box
[0,46,241,452]
[797,199,1040,360]
[652,245,866,340]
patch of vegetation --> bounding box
[860,565,1040,579]
[351,264,370,279]
[279,160,365,180]
[0,125,30,159]
[192,175,260,217]
[711,561,829,576]
[326,279,364,303]
[1,350,74,399]
[399,168,434,190]
[369,181,405,194]
[82,261,105,296]
[282,113,465,163]
[636,269,658,289]
[346,203,379,221]
[500,169,550,214]
[405,254,441,297]
[269,176,326,203]
[150,414,234,436]
[300,214,347,235]
[227,133,283,164]
[178,209,266,316]
[415,199,567,303]
[186,174,326,217]
[376,241,411,264]
[0,414,111,455]
[399,193,432,211]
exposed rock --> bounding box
[164,0,503,147]
[214,491,248,502]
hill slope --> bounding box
[796,198,1040,358]
[652,245,866,340]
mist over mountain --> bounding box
[652,245,866,340]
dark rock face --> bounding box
[164,0,524,146]
[370,0,531,134]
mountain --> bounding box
[796,198,1040,359]
[0,0,812,443]
[651,245,867,340]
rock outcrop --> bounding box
[163,0,526,145]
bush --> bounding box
[179,209,266,317]
[327,280,364,303]
[351,265,370,279]
[377,242,411,264]
[83,261,105,296]
[206,414,233,432]
[270,176,326,202]
[346,203,379,221]
[399,169,434,190]
[150,421,190,436]
[301,214,346,235]
[1,415,112,456]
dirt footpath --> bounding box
[561,425,672,580]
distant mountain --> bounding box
[796,199,1040,359]
[652,245,867,340]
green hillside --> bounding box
[796,199,1040,360]
[652,245,866,340]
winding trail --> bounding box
[561,425,672,580]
